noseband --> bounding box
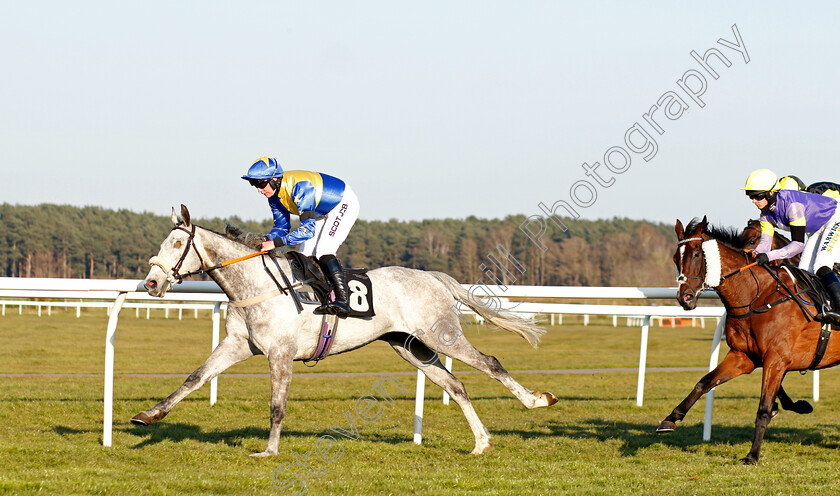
[148,224,207,284]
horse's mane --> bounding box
[183,221,264,250]
[685,217,748,251]
[222,224,265,250]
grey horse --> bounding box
[133,205,557,456]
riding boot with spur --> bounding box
[815,266,840,325]
[313,254,352,318]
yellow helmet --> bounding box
[741,169,779,192]
[778,175,805,191]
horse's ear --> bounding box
[181,204,191,227]
[700,215,708,231]
[170,207,179,226]
[675,219,684,239]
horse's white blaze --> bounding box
[702,239,721,287]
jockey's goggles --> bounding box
[747,191,770,201]
[249,179,270,189]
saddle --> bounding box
[284,251,375,319]
[777,262,837,329]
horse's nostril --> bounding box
[145,280,157,290]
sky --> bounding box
[1,1,838,236]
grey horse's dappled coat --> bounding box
[135,205,557,456]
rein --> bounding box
[696,241,814,320]
[148,225,301,311]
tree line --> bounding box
[0,203,681,286]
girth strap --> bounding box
[807,324,832,370]
[304,314,339,366]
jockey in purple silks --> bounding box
[743,168,840,324]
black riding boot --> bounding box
[815,266,840,325]
[313,254,351,318]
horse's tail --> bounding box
[428,271,545,349]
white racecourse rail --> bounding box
[0,277,792,447]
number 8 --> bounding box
[348,280,369,312]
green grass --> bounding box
[2,308,840,494]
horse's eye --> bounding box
[174,240,182,249]
[692,251,700,258]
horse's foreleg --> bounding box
[657,350,754,433]
[741,361,786,465]
[131,335,256,425]
[250,347,294,458]
[385,336,493,455]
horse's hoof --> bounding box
[739,455,758,465]
[793,400,814,414]
[131,412,152,426]
[131,411,166,426]
[249,450,278,458]
[533,391,558,408]
[470,437,494,455]
[656,420,676,433]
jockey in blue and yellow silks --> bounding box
[265,170,347,246]
[242,157,360,318]
[743,168,840,324]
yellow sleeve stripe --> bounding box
[760,221,775,236]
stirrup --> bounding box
[313,303,334,315]
[327,301,351,319]
[815,311,840,325]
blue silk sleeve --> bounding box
[280,217,317,245]
[266,198,291,241]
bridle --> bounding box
[676,235,759,297]
[148,223,208,284]
[675,236,709,298]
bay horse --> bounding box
[133,205,557,457]
[657,216,838,464]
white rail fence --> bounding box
[0,277,801,447]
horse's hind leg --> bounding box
[775,384,813,416]
[384,335,493,455]
[131,333,257,425]
[422,332,556,409]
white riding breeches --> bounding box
[798,208,840,273]
[299,185,360,258]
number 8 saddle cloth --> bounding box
[285,251,375,319]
